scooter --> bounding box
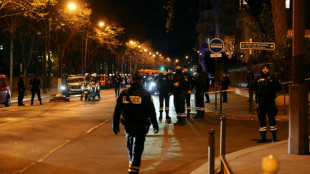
[81,81,100,101]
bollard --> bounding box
[208,129,215,174]
[219,116,226,174]
[219,90,223,114]
[262,155,278,174]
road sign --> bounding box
[210,53,222,58]
[209,38,224,53]
[240,42,275,50]
[287,29,310,38]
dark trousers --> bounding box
[222,89,227,102]
[257,101,278,132]
[195,91,204,112]
[185,93,191,111]
[31,89,41,103]
[174,93,185,114]
[125,130,146,170]
[114,84,121,97]
[159,93,170,112]
[205,87,210,102]
[18,90,24,105]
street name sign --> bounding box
[240,42,275,50]
[210,53,222,58]
[209,38,224,53]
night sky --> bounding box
[88,0,198,59]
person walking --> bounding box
[204,74,210,103]
[17,74,25,106]
[221,73,230,103]
[112,71,159,174]
[171,65,186,126]
[193,65,207,118]
[113,71,122,98]
[251,65,282,143]
[30,74,42,105]
[156,67,171,119]
[183,66,193,118]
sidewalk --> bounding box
[191,88,310,174]
[10,89,57,103]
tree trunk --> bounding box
[270,0,288,49]
[10,33,14,91]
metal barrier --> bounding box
[204,89,232,114]
[208,117,233,174]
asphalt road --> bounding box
[0,89,289,174]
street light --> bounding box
[98,21,105,27]
[68,2,77,10]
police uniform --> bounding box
[171,66,186,126]
[17,75,25,106]
[194,65,207,118]
[221,73,230,103]
[251,66,282,143]
[183,67,193,117]
[30,75,42,105]
[156,71,171,119]
[113,75,159,174]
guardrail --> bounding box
[204,89,233,114]
[208,116,233,174]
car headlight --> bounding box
[149,82,156,90]
[61,85,66,91]
[87,86,92,90]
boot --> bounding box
[257,132,267,143]
[174,116,181,125]
[200,111,205,118]
[159,112,163,119]
[40,101,43,105]
[178,117,186,126]
[166,112,171,119]
[194,111,201,118]
[186,110,190,118]
[271,131,277,143]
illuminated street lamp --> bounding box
[186,56,189,59]
[98,21,105,27]
[68,2,77,10]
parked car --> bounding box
[97,74,110,89]
[61,75,85,97]
[0,74,11,107]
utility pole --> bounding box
[289,0,308,155]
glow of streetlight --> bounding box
[98,21,105,27]
[68,2,77,10]
[130,40,134,44]
[144,49,147,52]
[176,59,179,63]
[186,56,189,59]
[153,54,156,57]
[156,52,159,55]
[149,52,152,55]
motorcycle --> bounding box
[80,81,100,101]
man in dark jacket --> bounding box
[194,65,207,118]
[113,71,159,174]
[251,65,282,143]
[183,66,193,118]
[171,65,186,126]
[30,74,42,105]
[17,74,25,106]
[113,71,122,98]
[221,73,230,103]
[156,67,171,119]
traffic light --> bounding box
[160,66,165,71]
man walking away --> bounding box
[113,71,159,174]
[183,66,193,118]
[30,74,42,105]
[193,65,207,118]
[221,73,230,103]
[156,67,172,119]
[171,65,186,126]
[17,74,25,106]
[251,65,282,143]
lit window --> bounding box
[286,0,290,9]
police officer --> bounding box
[30,74,42,105]
[193,65,207,118]
[251,65,282,143]
[17,74,25,106]
[156,67,171,119]
[204,74,210,103]
[183,65,193,118]
[221,73,230,103]
[113,70,122,98]
[171,64,186,126]
[112,71,159,174]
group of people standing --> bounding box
[17,74,42,106]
